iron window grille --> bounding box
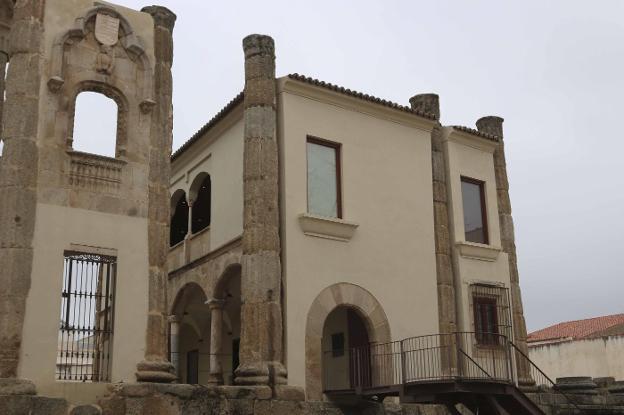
[470,284,511,345]
[56,252,117,382]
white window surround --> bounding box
[298,213,358,242]
[455,240,501,262]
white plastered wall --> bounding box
[528,336,624,381]
[443,129,512,336]
[278,80,440,389]
[20,204,149,403]
[169,111,244,256]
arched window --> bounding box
[170,190,189,246]
[191,174,211,234]
[72,92,118,157]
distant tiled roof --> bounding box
[528,313,624,343]
[451,125,500,142]
[171,92,244,161]
[287,73,438,121]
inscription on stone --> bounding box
[95,13,120,46]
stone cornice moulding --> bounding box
[456,240,501,262]
[279,78,437,133]
[444,127,499,154]
[298,213,359,242]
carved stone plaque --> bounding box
[95,13,120,46]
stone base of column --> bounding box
[0,378,37,396]
[205,373,223,386]
[235,361,287,386]
[135,360,177,383]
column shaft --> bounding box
[236,34,287,386]
[207,300,225,385]
[136,5,177,382]
[0,0,45,379]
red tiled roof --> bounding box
[528,313,624,343]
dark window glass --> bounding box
[461,177,488,244]
[331,332,345,357]
[307,137,342,218]
[170,196,188,246]
[191,175,211,234]
[474,296,499,345]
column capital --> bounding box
[167,314,181,324]
[206,298,226,310]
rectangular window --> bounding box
[461,177,488,244]
[57,252,116,382]
[473,296,499,345]
[332,332,345,357]
[307,137,342,218]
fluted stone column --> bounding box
[410,94,458,375]
[136,5,177,383]
[0,0,44,380]
[168,315,181,379]
[476,116,532,386]
[235,34,287,386]
[206,299,225,385]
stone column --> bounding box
[0,0,44,380]
[168,315,181,380]
[410,95,458,375]
[136,5,177,383]
[235,34,287,385]
[475,116,532,386]
[206,299,225,385]
[184,199,193,264]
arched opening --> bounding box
[305,283,392,400]
[322,306,372,391]
[171,283,209,384]
[71,92,118,157]
[170,190,189,246]
[190,174,211,234]
[213,264,242,385]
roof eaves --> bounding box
[286,73,438,121]
[451,125,500,142]
[171,92,244,162]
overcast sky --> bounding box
[72,0,623,332]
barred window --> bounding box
[57,252,116,382]
[470,284,511,345]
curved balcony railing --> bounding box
[323,331,513,392]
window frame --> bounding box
[473,295,499,346]
[460,176,489,245]
[306,136,343,219]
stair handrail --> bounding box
[509,340,582,412]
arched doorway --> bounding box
[305,283,392,400]
[170,283,210,384]
[211,263,242,385]
[322,306,372,391]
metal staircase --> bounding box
[323,332,582,414]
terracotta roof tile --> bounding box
[287,73,438,121]
[171,92,244,161]
[528,313,624,343]
[451,125,500,142]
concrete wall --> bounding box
[529,336,624,380]
[277,78,440,390]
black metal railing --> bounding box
[509,341,582,412]
[323,331,513,392]
[56,252,116,382]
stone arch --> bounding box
[305,282,391,400]
[189,172,211,234]
[213,263,242,300]
[171,282,207,317]
[66,81,129,157]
